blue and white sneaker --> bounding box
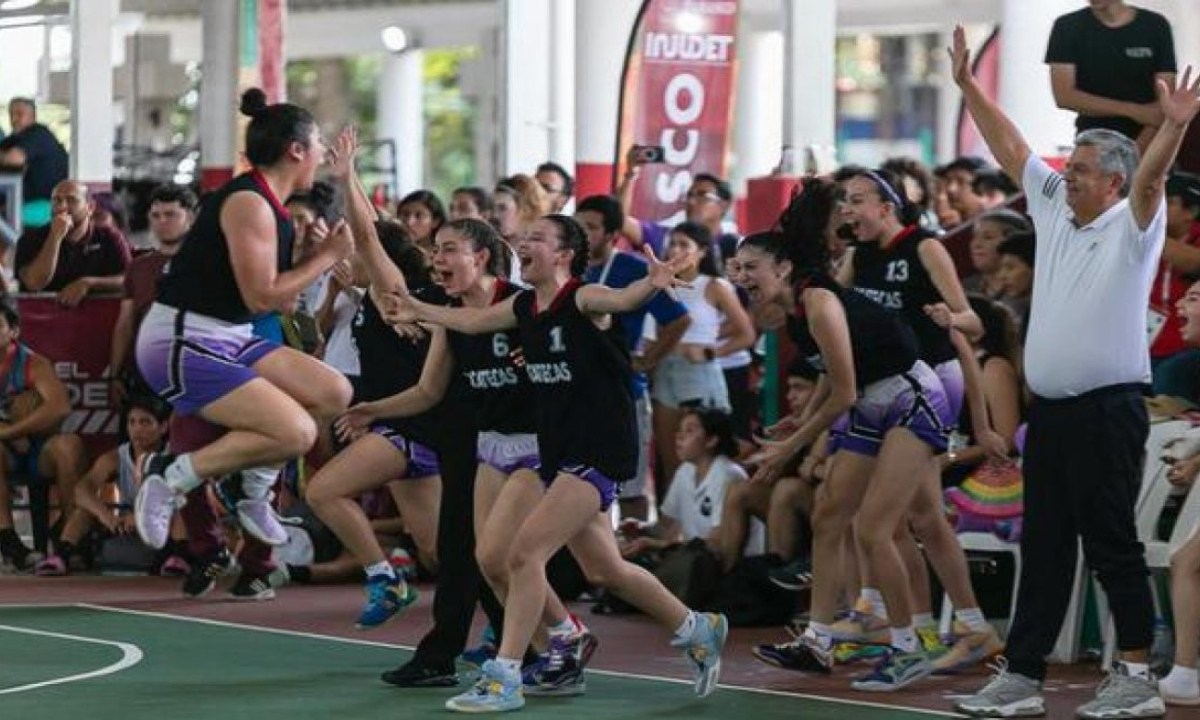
[355,574,417,630]
[671,612,728,697]
[523,632,599,697]
[445,659,524,713]
[850,648,934,692]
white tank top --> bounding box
[676,275,721,346]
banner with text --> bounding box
[615,0,740,221]
[16,295,122,459]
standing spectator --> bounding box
[109,184,196,406]
[0,98,68,228]
[951,26,1198,719]
[1149,172,1200,398]
[1046,0,1176,150]
[535,161,574,214]
[449,186,490,221]
[618,151,738,261]
[15,180,131,306]
[491,175,548,280]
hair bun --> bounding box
[239,88,269,118]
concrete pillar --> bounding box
[733,28,784,190]
[376,49,425,197]
[70,0,118,187]
[998,0,1077,156]
[199,0,239,189]
[574,0,641,199]
[499,0,551,177]
[548,0,575,174]
[782,0,836,163]
[258,0,286,103]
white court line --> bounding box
[0,624,143,695]
[77,603,958,717]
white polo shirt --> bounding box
[1022,155,1166,399]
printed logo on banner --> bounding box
[616,0,740,222]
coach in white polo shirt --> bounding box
[948,25,1200,720]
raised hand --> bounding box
[641,244,690,290]
[326,126,360,181]
[325,218,355,261]
[1157,65,1200,127]
[948,25,971,87]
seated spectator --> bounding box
[1150,172,1200,398]
[882,156,938,231]
[932,164,964,230]
[0,302,85,570]
[941,155,991,223]
[620,408,753,558]
[448,186,491,221]
[1158,279,1200,705]
[90,191,129,239]
[15,180,131,306]
[972,169,1019,209]
[996,231,1036,333]
[963,208,1033,299]
[0,98,68,228]
[35,395,185,576]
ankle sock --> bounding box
[890,625,919,653]
[364,560,396,580]
[673,611,697,642]
[861,587,888,621]
[547,618,576,638]
[1161,665,1199,696]
[164,454,203,494]
[954,607,990,633]
[1121,661,1151,680]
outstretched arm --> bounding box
[1130,67,1200,230]
[390,288,518,335]
[576,245,687,315]
[950,25,1032,189]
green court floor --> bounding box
[0,605,952,719]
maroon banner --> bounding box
[615,0,740,220]
[16,296,122,458]
[956,27,1000,160]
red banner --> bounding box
[616,0,740,220]
[16,296,122,458]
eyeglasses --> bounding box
[539,183,564,195]
[686,190,722,202]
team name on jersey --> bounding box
[464,367,520,390]
[853,286,904,310]
[525,361,573,384]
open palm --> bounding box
[641,244,689,290]
[1158,66,1200,126]
[326,126,359,180]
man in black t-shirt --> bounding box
[1045,1,1176,149]
[0,98,68,227]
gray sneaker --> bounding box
[1076,664,1165,719]
[954,659,1045,717]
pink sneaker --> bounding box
[35,554,67,576]
[160,554,191,577]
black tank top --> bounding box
[158,171,295,324]
[513,279,636,483]
[851,226,956,365]
[446,279,537,435]
[354,284,447,445]
[787,272,919,387]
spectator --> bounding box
[491,174,548,279]
[448,186,490,221]
[963,208,1032,299]
[90,191,129,239]
[619,150,738,261]
[0,302,86,571]
[285,180,338,354]
[397,189,447,259]
[0,98,68,228]
[972,169,1019,208]
[109,184,196,407]
[535,161,574,213]
[932,164,965,230]
[882,156,938,231]
[1046,0,1176,150]
[996,231,1035,334]
[1149,172,1200,398]
[951,25,1197,719]
[15,180,131,306]
[941,155,991,222]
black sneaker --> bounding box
[380,658,459,688]
[229,573,276,601]
[181,548,233,598]
[768,557,814,591]
[752,635,833,674]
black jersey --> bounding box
[354,284,448,445]
[851,226,955,365]
[159,171,294,324]
[512,279,636,483]
[787,272,919,387]
[445,279,536,435]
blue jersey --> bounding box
[585,251,687,395]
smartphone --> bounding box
[632,144,666,164]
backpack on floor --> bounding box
[707,554,795,627]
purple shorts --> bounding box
[137,303,281,415]
[933,358,965,427]
[537,463,620,512]
[829,360,950,457]
[477,431,539,475]
[370,424,440,479]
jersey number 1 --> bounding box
[549,326,566,353]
